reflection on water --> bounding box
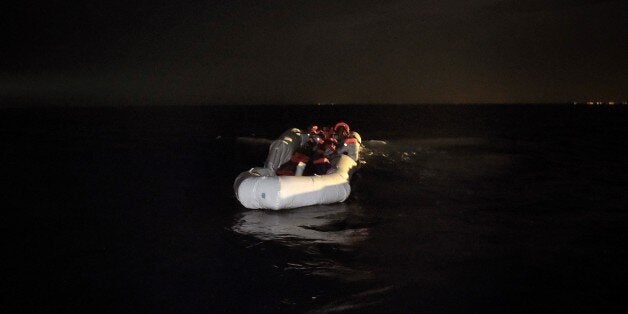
[233,204,369,247]
[232,204,372,282]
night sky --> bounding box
[3,0,626,104]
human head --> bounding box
[308,125,319,135]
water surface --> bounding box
[3,104,627,312]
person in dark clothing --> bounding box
[310,138,338,175]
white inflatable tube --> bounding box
[263,128,308,171]
[235,154,357,210]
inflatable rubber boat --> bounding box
[234,128,361,210]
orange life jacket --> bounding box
[276,152,310,176]
[290,151,310,164]
[344,137,358,144]
[313,156,330,165]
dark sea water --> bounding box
[3,104,627,313]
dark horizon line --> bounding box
[1,96,627,108]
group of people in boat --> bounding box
[276,121,359,176]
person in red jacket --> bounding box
[275,150,310,176]
[332,121,360,160]
[333,122,350,141]
[306,125,324,151]
[311,138,338,175]
[276,124,323,176]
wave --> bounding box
[235,136,273,146]
[361,137,514,179]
